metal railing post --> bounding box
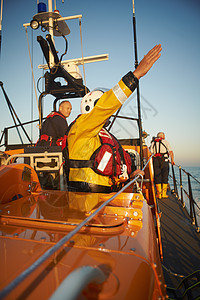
[187,173,193,221]
[187,173,198,229]
[169,164,199,232]
[0,128,5,146]
[171,164,179,199]
[179,166,184,207]
[4,128,8,148]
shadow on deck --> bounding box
[159,191,200,297]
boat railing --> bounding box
[0,119,39,149]
[169,163,200,232]
[0,115,141,150]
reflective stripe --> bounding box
[97,151,112,172]
[112,83,127,104]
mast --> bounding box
[48,0,55,68]
[132,0,143,168]
[0,0,3,54]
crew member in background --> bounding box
[150,132,175,199]
[36,100,72,147]
[65,44,162,193]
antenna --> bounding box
[0,0,3,55]
[132,0,143,168]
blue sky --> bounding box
[0,0,200,167]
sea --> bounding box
[168,166,200,227]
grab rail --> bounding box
[169,164,200,232]
[0,119,39,148]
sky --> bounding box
[0,0,200,167]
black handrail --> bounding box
[0,119,40,148]
[169,164,200,232]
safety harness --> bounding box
[62,120,135,185]
[90,128,133,179]
[36,112,66,146]
[153,137,169,161]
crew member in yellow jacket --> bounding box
[66,44,162,192]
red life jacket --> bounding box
[47,111,66,120]
[64,124,134,180]
[91,128,132,177]
[36,112,66,147]
[37,135,63,147]
[153,138,168,158]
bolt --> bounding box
[130,248,136,252]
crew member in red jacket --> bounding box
[150,132,175,198]
[36,101,72,147]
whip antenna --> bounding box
[132,0,143,168]
[0,0,3,55]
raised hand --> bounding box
[133,44,162,79]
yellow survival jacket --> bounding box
[67,71,138,192]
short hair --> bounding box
[59,100,71,109]
[157,132,165,138]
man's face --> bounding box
[60,102,72,118]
